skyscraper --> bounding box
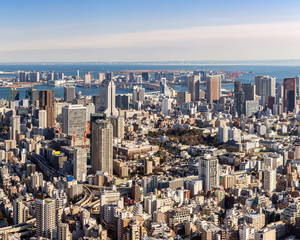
[116,94,131,110]
[234,81,245,117]
[218,125,229,143]
[188,75,200,101]
[7,88,19,102]
[206,75,221,104]
[47,71,54,81]
[92,119,113,174]
[10,115,20,140]
[245,100,259,117]
[264,168,276,193]
[132,86,145,102]
[160,78,171,97]
[99,80,118,117]
[296,76,300,97]
[110,115,124,139]
[132,184,140,203]
[25,88,39,105]
[162,98,172,115]
[198,156,219,192]
[255,75,276,98]
[105,72,114,80]
[84,72,92,84]
[142,72,149,81]
[283,78,296,112]
[62,105,87,138]
[35,195,56,239]
[92,95,101,112]
[29,71,40,82]
[39,90,55,128]
[19,72,27,82]
[58,223,71,240]
[13,197,29,225]
[176,92,191,105]
[73,147,87,182]
[98,72,105,83]
[38,110,47,129]
[241,83,256,101]
[89,113,106,160]
[129,72,135,81]
[64,86,75,102]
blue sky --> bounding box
[0,0,300,62]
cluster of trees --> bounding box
[149,127,218,147]
[148,127,242,153]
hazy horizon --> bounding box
[1,59,300,66]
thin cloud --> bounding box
[1,22,300,52]
[0,22,300,62]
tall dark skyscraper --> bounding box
[142,72,149,82]
[283,78,296,112]
[7,88,20,102]
[105,72,114,81]
[19,72,28,82]
[25,88,39,105]
[92,95,101,112]
[39,90,55,128]
[188,75,200,101]
[64,86,75,102]
[234,81,245,117]
[116,94,131,110]
[241,83,255,101]
[92,119,113,174]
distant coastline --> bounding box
[1,59,300,66]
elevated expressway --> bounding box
[0,218,36,236]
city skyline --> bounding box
[1,1,300,239]
[1,0,300,62]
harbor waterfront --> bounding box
[1,64,300,100]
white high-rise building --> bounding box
[58,223,72,240]
[13,198,29,225]
[132,203,143,217]
[38,110,47,129]
[239,225,255,240]
[92,119,113,174]
[73,147,87,182]
[218,125,229,143]
[228,127,241,142]
[257,124,267,136]
[10,115,20,140]
[84,72,92,84]
[110,115,124,139]
[162,98,172,115]
[198,155,219,192]
[35,196,56,239]
[264,168,276,193]
[98,72,105,83]
[129,219,140,240]
[160,78,172,97]
[62,105,87,138]
[100,80,118,117]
